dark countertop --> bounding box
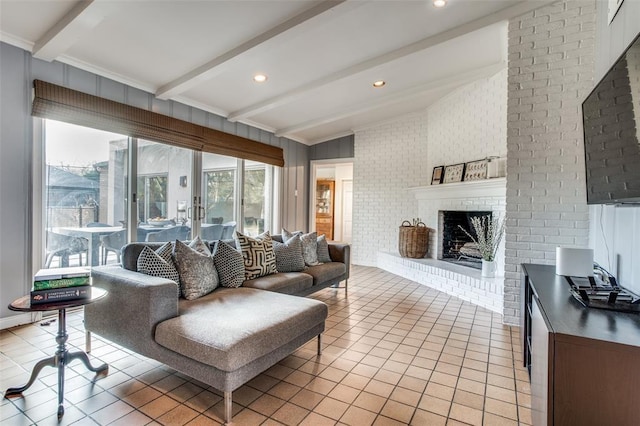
[522,263,640,348]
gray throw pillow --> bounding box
[273,234,305,272]
[300,232,319,266]
[213,241,245,288]
[190,235,211,255]
[172,239,219,300]
[235,231,277,280]
[137,243,180,284]
[282,227,303,242]
[316,234,332,263]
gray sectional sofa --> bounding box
[84,236,350,424]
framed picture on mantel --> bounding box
[443,163,465,183]
[431,166,444,185]
[463,159,488,181]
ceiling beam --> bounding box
[274,62,505,139]
[228,0,554,123]
[155,0,348,100]
[33,0,109,62]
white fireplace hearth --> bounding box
[377,178,507,314]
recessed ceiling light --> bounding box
[373,80,386,88]
[253,74,267,83]
[433,0,447,8]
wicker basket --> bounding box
[398,220,429,258]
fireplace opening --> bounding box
[439,210,492,269]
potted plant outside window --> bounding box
[459,214,505,277]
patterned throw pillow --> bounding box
[137,243,180,284]
[172,239,219,300]
[273,234,305,272]
[316,234,332,263]
[190,235,211,255]
[282,228,303,242]
[235,231,277,280]
[300,232,320,266]
[213,241,245,288]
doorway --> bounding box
[310,160,353,243]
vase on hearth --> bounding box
[481,259,496,278]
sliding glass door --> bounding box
[44,120,128,267]
[42,120,280,268]
[135,139,194,243]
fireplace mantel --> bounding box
[409,177,506,200]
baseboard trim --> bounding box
[0,312,40,330]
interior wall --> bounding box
[427,69,508,172]
[352,113,426,265]
[309,135,354,160]
[0,42,309,326]
[505,0,596,326]
[589,0,640,295]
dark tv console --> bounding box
[521,264,640,426]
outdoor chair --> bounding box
[100,229,126,264]
[145,225,190,242]
[45,231,89,268]
[221,221,237,239]
[201,224,223,241]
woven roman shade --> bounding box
[32,80,284,167]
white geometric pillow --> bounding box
[273,234,305,272]
[213,241,245,288]
[300,232,319,266]
[316,234,332,263]
[235,231,277,280]
[137,243,180,284]
[172,239,219,300]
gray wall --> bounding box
[309,135,354,160]
[0,41,310,322]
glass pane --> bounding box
[44,120,128,267]
[136,140,193,243]
[202,153,237,240]
[243,160,269,237]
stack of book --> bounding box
[31,267,91,305]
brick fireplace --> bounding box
[377,178,506,313]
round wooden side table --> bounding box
[4,287,109,419]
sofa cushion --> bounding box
[272,235,305,272]
[173,239,219,300]
[316,235,332,263]
[236,231,277,280]
[212,241,245,288]
[242,272,312,295]
[155,288,328,371]
[136,243,180,284]
[304,262,346,286]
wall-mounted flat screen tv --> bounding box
[582,32,640,204]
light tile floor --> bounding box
[0,266,531,425]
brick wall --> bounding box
[353,70,508,267]
[352,114,427,265]
[427,69,508,173]
[505,0,596,325]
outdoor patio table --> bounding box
[53,226,122,267]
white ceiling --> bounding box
[0,0,551,145]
